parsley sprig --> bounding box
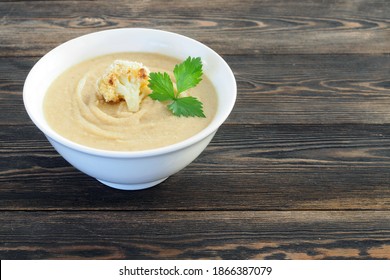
[148,57,205,118]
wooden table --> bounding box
[1,0,389,260]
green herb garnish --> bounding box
[148,57,205,118]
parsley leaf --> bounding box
[148,56,206,118]
[174,57,203,94]
[168,96,205,118]
[148,72,175,101]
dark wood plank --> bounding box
[0,0,388,56]
[1,0,389,261]
[0,211,389,259]
[229,54,390,124]
[2,123,390,211]
[0,56,38,125]
[1,54,390,126]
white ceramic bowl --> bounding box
[23,28,236,190]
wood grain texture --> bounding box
[1,211,389,259]
[1,124,390,211]
[0,0,389,260]
[0,0,389,56]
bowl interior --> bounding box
[23,28,236,156]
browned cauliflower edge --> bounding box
[97,60,150,112]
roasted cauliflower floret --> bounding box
[97,60,150,112]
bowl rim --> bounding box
[23,28,236,158]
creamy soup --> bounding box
[43,53,218,151]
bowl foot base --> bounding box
[96,177,168,191]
